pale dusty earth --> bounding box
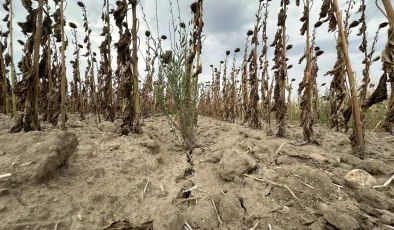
[0,114,393,230]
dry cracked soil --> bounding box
[0,114,393,230]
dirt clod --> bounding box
[140,138,160,155]
[192,147,203,156]
[340,153,362,166]
[0,131,78,184]
[218,193,245,222]
[153,203,184,230]
[323,206,360,230]
[219,149,257,181]
[344,169,377,189]
[355,187,394,212]
[357,158,394,175]
[185,200,218,229]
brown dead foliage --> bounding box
[362,74,388,109]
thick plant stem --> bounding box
[333,0,365,152]
[60,0,66,130]
[32,0,44,130]
[0,43,8,115]
[359,0,369,114]
[106,0,113,106]
[382,0,394,21]
[266,56,272,133]
[132,2,141,132]
[281,3,287,110]
[381,0,394,133]
[9,0,17,121]
[91,57,99,123]
[305,0,313,142]
[47,28,52,121]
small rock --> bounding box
[357,159,394,175]
[192,148,203,156]
[278,205,290,214]
[86,176,95,184]
[153,203,183,230]
[218,150,257,181]
[355,187,394,212]
[53,198,58,202]
[344,169,377,189]
[323,207,360,230]
[98,122,117,133]
[218,193,244,222]
[0,151,5,156]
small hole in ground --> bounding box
[184,168,195,177]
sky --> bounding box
[0,0,389,98]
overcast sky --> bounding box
[0,0,388,97]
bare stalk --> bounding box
[333,0,365,153]
[9,0,16,121]
[60,0,66,130]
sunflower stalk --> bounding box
[247,1,263,129]
[378,0,394,133]
[271,0,289,137]
[298,0,314,143]
[32,0,44,130]
[78,1,99,123]
[222,51,230,121]
[333,0,365,154]
[9,0,17,121]
[60,0,67,130]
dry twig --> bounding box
[274,142,286,156]
[373,173,394,188]
[142,178,150,198]
[244,174,304,209]
[211,199,223,225]
[175,196,201,205]
[249,222,259,230]
[0,173,12,180]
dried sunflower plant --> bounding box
[317,0,365,154]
